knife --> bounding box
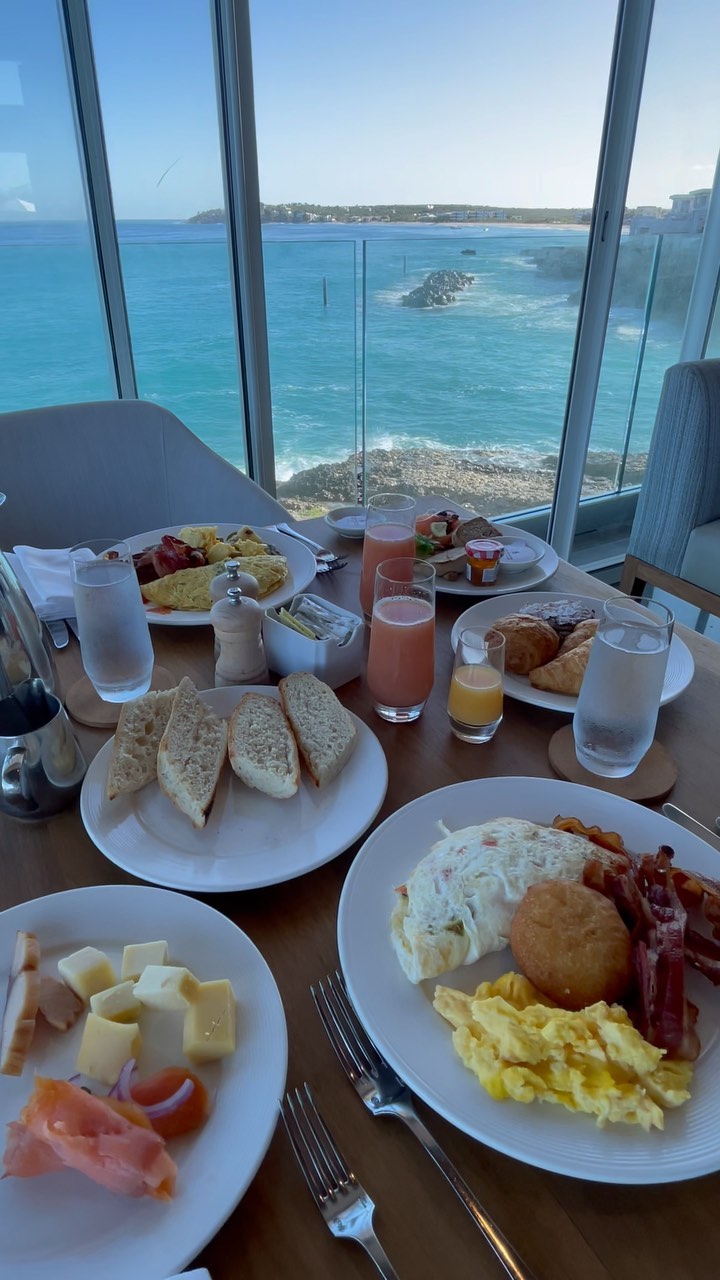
[662,803,720,855]
[45,619,69,649]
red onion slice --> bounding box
[107,1057,137,1100]
[139,1076,195,1120]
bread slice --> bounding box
[451,514,502,547]
[157,677,227,828]
[106,688,177,800]
[279,672,357,788]
[228,693,300,799]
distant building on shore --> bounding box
[629,189,710,236]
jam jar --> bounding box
[465,539,504,585]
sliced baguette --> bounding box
[279,672,357,789]
[157,677,227,828]
[106,688,178,800]
[228,693,300,799]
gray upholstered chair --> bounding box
[0,399,289,548]
[620,359,720,621]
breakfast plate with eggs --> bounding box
[451,591,695,711]
[0,884,287,1280]
[337,776,720,1183]
[124,524,316,626]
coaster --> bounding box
[548,724,677,803]
[65,666,175,729]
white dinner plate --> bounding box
[337,777,720,1184]
[0,884,287,1280]
[124,525,317,625]
[434,523,559,597]
[450,590,695,711]
[81,687,388,892]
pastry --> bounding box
[528,637,592,695]
[559,618,599,655]
[492,614,559,675]
[519,599,595,640]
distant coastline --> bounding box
[188,202,610,228]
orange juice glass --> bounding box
[367,558,435,722]
[359,493,416,620]
[448,627,505,742]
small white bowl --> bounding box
[325,506,368,540]
[496,537,544,575]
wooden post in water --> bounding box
[322,276,328,306]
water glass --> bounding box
[366,557,435,722]
[70,539,155,702]
[448,627,505,743]
[359,493,416,620]
[572,595,673,778]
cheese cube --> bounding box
[76,1013,141,1086]
[90,980,141,1023]
[57,947,116,1002]
[183,979,236,1063]
[134,965,200,1011]
[121,941,169,981]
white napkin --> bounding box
[10,545,91,623]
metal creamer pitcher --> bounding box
[0,494,86,819]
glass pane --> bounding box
[88,0,248,471]
[249,0,617,515]
[0,4,115,413]
[578,0,720,548]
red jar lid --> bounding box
[465,539,504,561]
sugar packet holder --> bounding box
[262,594,364,689]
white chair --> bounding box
[620,359,720,625]
[0,400,290,548]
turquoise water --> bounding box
[0,220,687,481]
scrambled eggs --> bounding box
[433,972,692,1131]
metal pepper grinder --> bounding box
[210,587,268,688]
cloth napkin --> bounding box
[10,545,91,623]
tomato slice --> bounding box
[130,1067,210,1140]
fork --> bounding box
[271,522,337,562]
[312,973,538,1280]
[281,1083,399,1279]
[316,556,348,576]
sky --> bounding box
[0,0,718,220]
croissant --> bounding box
[558,618,599,655]
[528,638,593,695]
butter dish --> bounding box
[263,593,364,689]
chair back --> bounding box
[628,359,720,575]
[0,400,289,548]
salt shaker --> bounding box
[210,560,259,658]
[211,587,268,688]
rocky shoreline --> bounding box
[277,446,647,517]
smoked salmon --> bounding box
[3,1076,176,1199]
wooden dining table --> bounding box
[3,519,720,1280]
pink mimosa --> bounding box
[367,596,435,710]
[360,524,416,618]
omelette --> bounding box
[391,818,624,984]
[142,554,288,609]
[433,972,692,1130]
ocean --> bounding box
[0,219,690,484]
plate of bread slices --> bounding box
[80,674,388,891]
[451,592,694,711]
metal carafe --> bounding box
[0,494,57,700]
[0,679,86,819]
[0,494,86,819]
